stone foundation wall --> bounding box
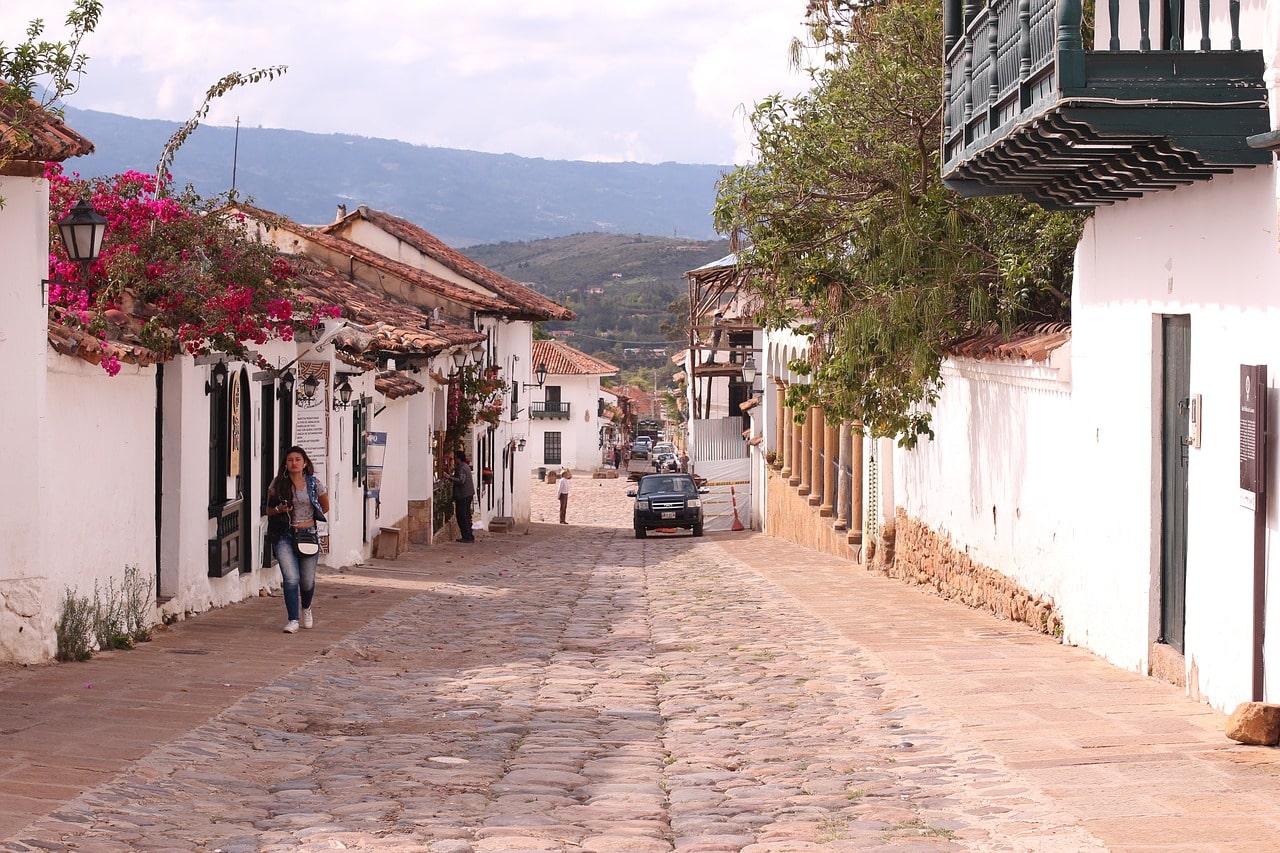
[889,509,1062,638]
[764,468,861,563]
[406,499,433,545]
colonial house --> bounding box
[597,386,625,458]
[675,255,764,529]
[920,0,1280,711]
[749,1,1280,714]
[319,204,575,524]
[0,92,574,664]
[232,203,574,533]
[525,339,618,472]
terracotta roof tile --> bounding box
[946,322,1071,363]
[0,83,94,168]
[47,311,164,369]
[531,340,619,376]
[326,206,575,322]
[375,371,425,399]
[292,260,484,357]
[229,203,514,316]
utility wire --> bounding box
[554,331,683,347]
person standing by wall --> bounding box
[266,446,330,633]
[558,468,573,524]
[451,450,476,543]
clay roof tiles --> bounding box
[47,310,165,370]
[291,260,484,357]
[0,83,94,168]
[326,206,575,322]
[531,339,619,376]
[229,203,514,316]
[375,371,425,399]
[946,322,1071,363]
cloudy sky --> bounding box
[2,1,816,166]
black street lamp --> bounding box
[42,199,109,305]
[523,361,548,390]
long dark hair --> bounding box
[269,445,314,503]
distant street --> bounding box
[3,474,1280,851]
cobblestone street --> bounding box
[3,475,1280,851]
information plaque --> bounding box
[1240,364,1266,494]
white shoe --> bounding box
[283,620,299,634]
[301,608,313,629]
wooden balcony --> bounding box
[942,0,1268,209]
[531,401,571,419]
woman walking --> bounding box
[266,446,330,633]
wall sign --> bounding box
[1240,364,1266,495]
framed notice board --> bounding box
[1240,364,1266,494]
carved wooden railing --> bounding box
[944,0,1248,162]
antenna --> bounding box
[230,116,240,198]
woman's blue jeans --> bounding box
[273,530,318,621]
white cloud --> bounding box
[1,0,817,164]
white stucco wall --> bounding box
[895,352,1076,613]
[0,175,50,661]
[499,321,534,525]
[42,353,157,636]
[528,374,604,472]
[364,393,411,546]
[1071,169,1280,710]
[341,217,492,299]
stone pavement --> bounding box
[1,475,1278,851]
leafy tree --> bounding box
[0,0,100,112]
[714,0,1085,446]
[0,0,102,204]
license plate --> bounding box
[661,512,676,519]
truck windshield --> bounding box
[638,477,695,496]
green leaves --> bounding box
[156,65,289,191]
[0,0,102,110]
[715,0,1084,445]
[0,0,103,207]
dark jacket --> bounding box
[451,460,475,500]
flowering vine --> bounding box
[46,163,338,373]
[445,364,510,451]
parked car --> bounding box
[628,473,706,538]
[630,436,653,459]
[652,451,679,473]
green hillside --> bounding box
[466,233,731,379]
[62,107,730,246]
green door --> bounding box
[1160,315,1191,652]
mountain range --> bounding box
[61,106,732,247]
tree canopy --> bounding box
[714,0,1084,445]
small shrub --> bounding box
[92,576,130,650]
[57,565,155,662]
[120,564,155,643]
[55,589,95,662]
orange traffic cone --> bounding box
[730,485,745,531]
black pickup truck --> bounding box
[628,473,706,538]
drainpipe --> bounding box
[154,362,164,598]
